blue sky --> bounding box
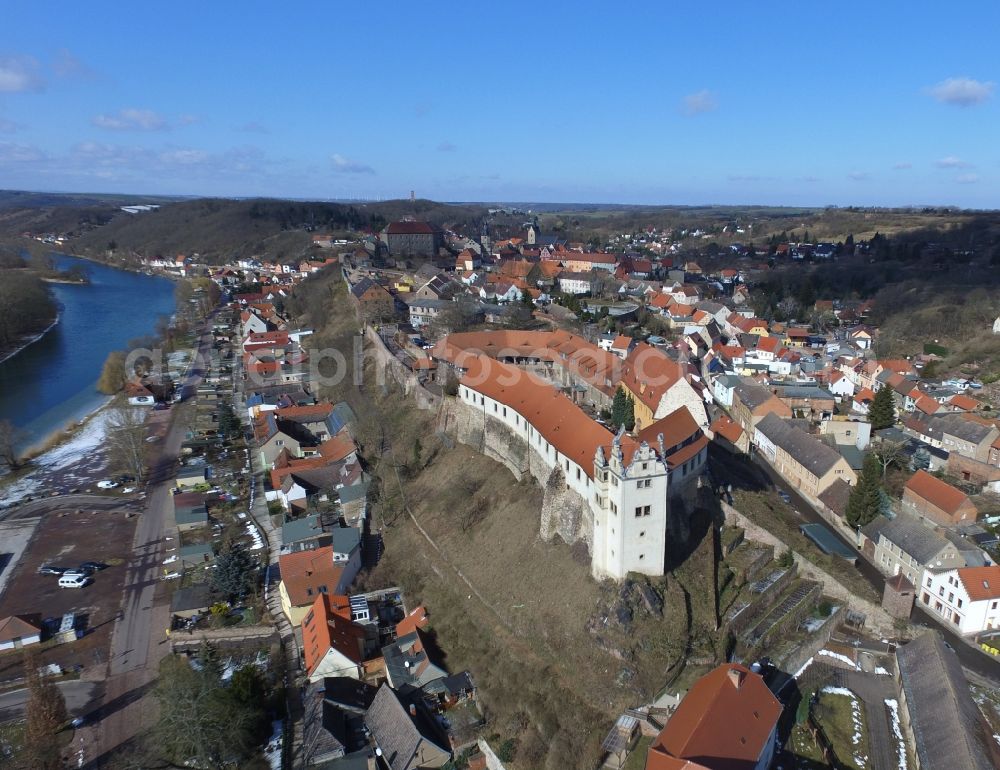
[1,2,997,206]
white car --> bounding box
[96,480,119,489]
[59,574,90,589]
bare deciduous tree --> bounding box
[106,406,148,480]
[0,418,25,469]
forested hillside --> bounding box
[0,271,58,355]
[0,194,487,265]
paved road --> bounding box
[87,325,215,765]
[0,679,99,722]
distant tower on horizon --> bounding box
[410,189,415,203]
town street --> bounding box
[84,326,214,766]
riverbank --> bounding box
[0,311,61,366]
[0,397,115,509]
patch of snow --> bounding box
[818,649,860,670]
[793,657,814,679]
[885,699,908,770]
[821,685,856,697]
[874,666,892,676]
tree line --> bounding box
[0,271,58,348]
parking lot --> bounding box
[0,507,137,681]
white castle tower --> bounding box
[590,426,669,580]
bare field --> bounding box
[0,507,137,682]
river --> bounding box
[0,255,176,449]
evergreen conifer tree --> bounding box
[868,384,896,430]
[611,387,627,429]
[846,453,883,529]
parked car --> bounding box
[77,562,108,574]
[39,565,70,576]
[96,480,119,489]
[58,575,90,589]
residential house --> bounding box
[279,545,357,626]
[753,414,856,499]
[861,510,986,587]
[826,370,855,399]
[302,678,378,766]
[382,629,448,690]
[902,470,978,526]
[769,384,836,421]
[560,252,617,273]
[0,615,42,650]
[301,594,380,681]
[940,416,1000,463]
[609,335,635,360]
[556,271,594,295]
[619,343,708,430]
[124,381,156,406]
[350,278,396,322]
[364,684,452,770]
[895,632,996,770]
[729,378,793,433]
[711,373,740,408]
[645,664,781,770]
[919,567,1000,634]
[710,415,748,453]
[407,297,450,329]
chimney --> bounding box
[727,668,745,689]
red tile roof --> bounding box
[711,415,745,445]
[301,594,366,676]
[956,566,1000,602]
[396,606,429,637]
[904,470,971,516]
[279,547,344,608]
[950,394,982,412]
[620,343,684,413]
[458,354,615,478]
[647,664,781,770]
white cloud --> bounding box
[928,77,995,107]
[92,108,168,131]
[159,148,209,165]
[331,153,374,174]
[892,162,912,170]
[437,141,457,152]
[956,173,979,184]
[0,55,44,93]
[682,89,717,115]
[0,117,21,133]
[0,141,46,163]
[935,155,972,168]
[848,171,871,181]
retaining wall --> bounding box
[721,501,897,637]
